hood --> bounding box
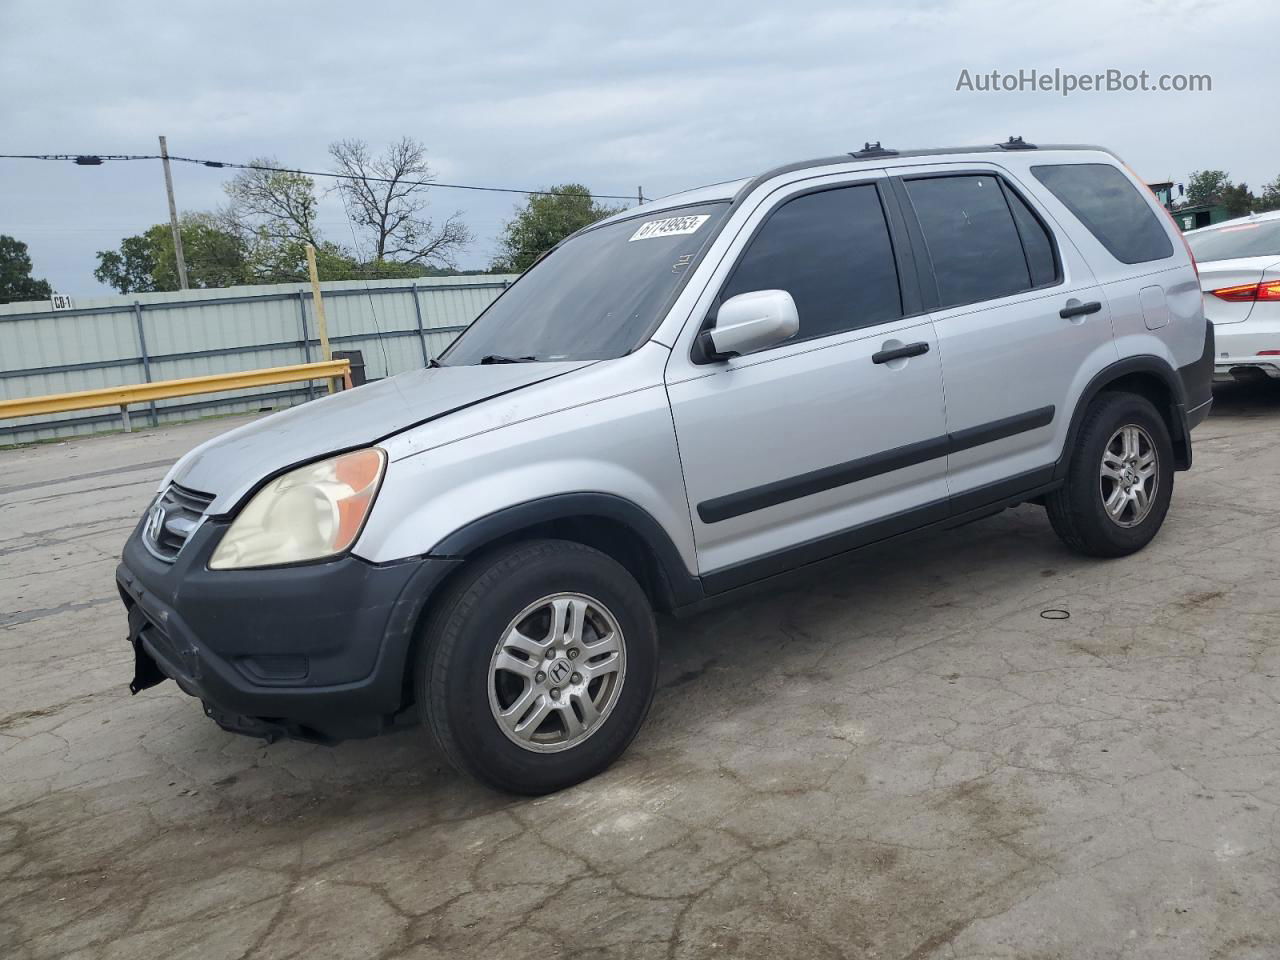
[169,360,594,514]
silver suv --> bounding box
[118,140,1213,793]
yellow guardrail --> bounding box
[0,359,352,432]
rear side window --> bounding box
[721,184,902,341]
[904,175,1033,308]
[1032,163,1174,265]
[1006,188,1059,287]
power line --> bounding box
[0,152,647,203]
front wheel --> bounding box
[1046,392,1175,557]
[417,539,659,794]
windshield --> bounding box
[1186,218,1280,262]
[442,203,728,364]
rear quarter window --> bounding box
[1031,163,1174,265]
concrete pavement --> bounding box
[2,385,1279,959]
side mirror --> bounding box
[698,289,799,361]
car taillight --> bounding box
[1259,350,1280,356]
[1210,281,1280,302]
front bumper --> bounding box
[117,518,460,742]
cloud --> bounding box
[1,0,1276,292]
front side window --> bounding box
[443,203,728,364]
[905,174,1035,308]
[720,184,903,343]
[1032,163,1174,265]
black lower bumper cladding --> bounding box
[116,517,461,743]
[127,604,168,695]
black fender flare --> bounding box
[1056,354,1191,477]
[431,492,705,609]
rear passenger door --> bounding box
[893,167,1117,506]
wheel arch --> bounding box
[1057,356,1191,477]
[430,493,705,614]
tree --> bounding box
[223,158,322,248]
[328,137,472,268]
[94,233,156,293]
[1184,170,1231,208]
[1257,175,1280,213]
[0,235,53,304]
[1219,181,1256,217]
[95,216,250,293]
[490,184,622,273]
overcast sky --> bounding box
[2,0,1277,295]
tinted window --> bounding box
[1032,163,1174,265]
[443,203,728,364]
[905,175,1031,307]
[1006,187,1059,287]
[1186,218,1280,262]
[721,184,902,342]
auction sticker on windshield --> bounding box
[629,215,710,241]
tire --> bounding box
[417,539,659,794]
[1046,391,1174,558]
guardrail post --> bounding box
[409,282,432,366]
[132,302,159,427]
[119,405,132,433]
[296,290,316,400]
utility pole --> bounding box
[304,243,338,393]
[638,186,644,206]
[158,136,189,290]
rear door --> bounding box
[665,174,950,589]
[892,166,1117,505]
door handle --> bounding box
[872,341,930,364]
[1060,300,1102,319]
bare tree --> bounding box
[328,137,472,267]
[222,158,322,247]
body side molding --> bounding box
[698,405,1055,524]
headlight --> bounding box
[209,448,386,570]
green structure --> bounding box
[1147,180,1233,232]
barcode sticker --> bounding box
[628,215,710,242]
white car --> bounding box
[1185,210,1280,383]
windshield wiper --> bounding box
[478,354,537,364]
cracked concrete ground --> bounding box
[2,384,1278,960]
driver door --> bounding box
[665,175,949,591]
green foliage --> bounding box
[0,235,53,304]
[224,160,321,247]
[1219,182,1255,217]
[1179,169,1280,216]
[1184,170,1231,208]
[94,216,252,293]
[490,184,623,273]
[1258,175,1280,213]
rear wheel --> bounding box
[1046,392,1174,557]
[417,539,658,794]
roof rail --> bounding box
[997,136,1037,150]
[850,141,899,159]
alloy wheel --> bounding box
[487,593,626,753]
[1099,423,1159,528]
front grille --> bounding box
[144,482,215,561]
